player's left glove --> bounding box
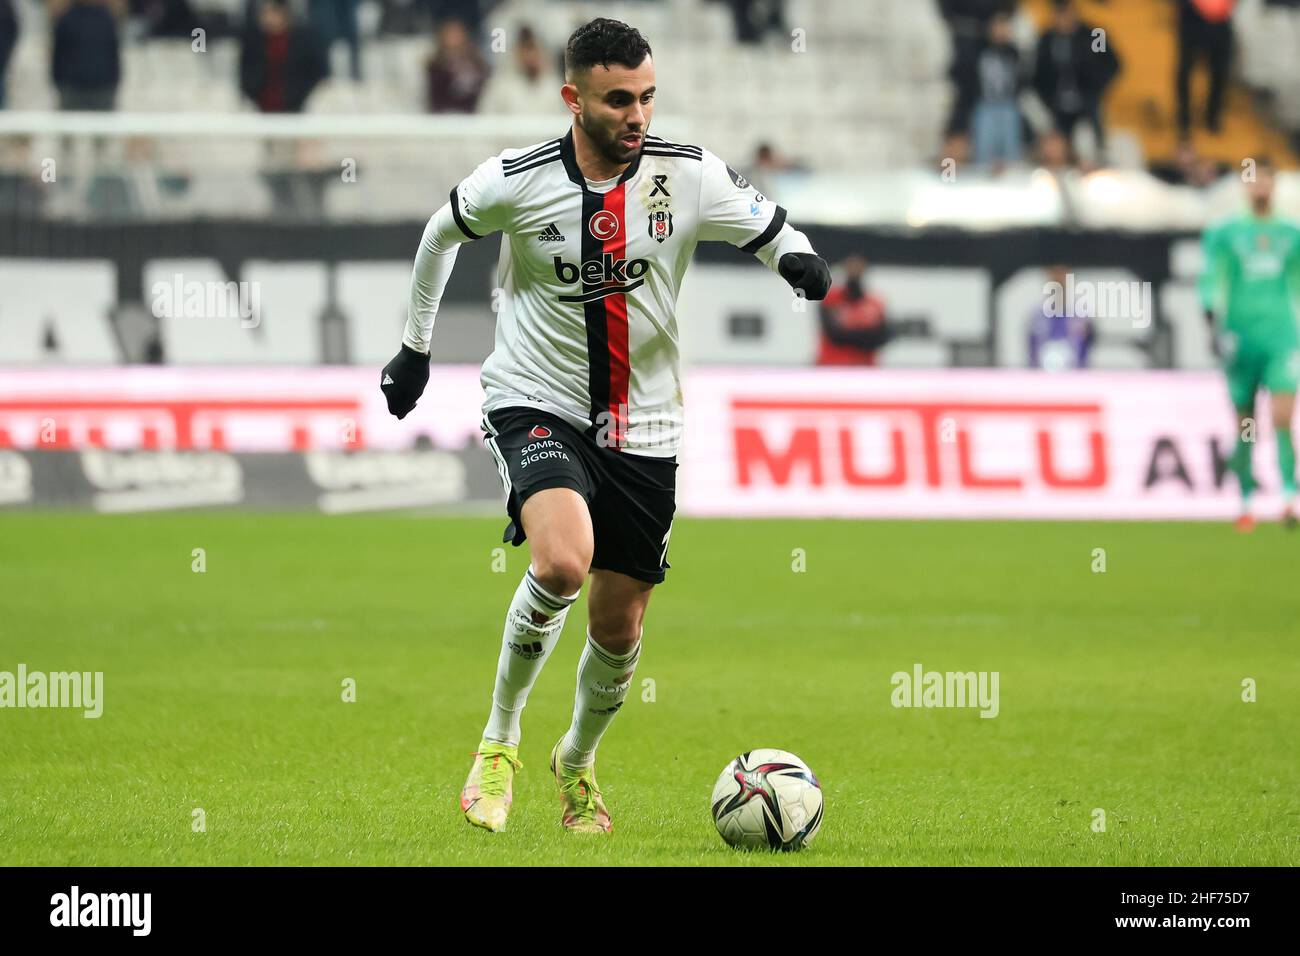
[778,252,832,301]
[380,344,430,420]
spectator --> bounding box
[52,0,121,112]
[726,0,786,46]
[238,0,327,113]
[478,25,559,115]
[1035,129,1084,221]
[1030,264,1095,370]
[753,141,802,174]
[1033,0,1120,151]
[414,0,491,43]
[1149,138,1228,187]
[938,130,972,173]
[1177,0,1235,136]
[0,0,15,109]
[309,0,361,81]
[941,0,1016,135]
[425,16,489,113]
[970,12,1023,169]
[130,0,201,39]
[816,255,892,366]
[1036,128,1074,170]
[748,140,804,195]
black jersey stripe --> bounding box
[644,147,703,158]
[640,148,703,161]
[448,185,481,240]
[740,205,787,254]
[502,139,562,167]
[645,135,701,154]
[503,147,560,169]
[502,152,563,177]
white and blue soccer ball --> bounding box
[711,749,824,851]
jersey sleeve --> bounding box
[400,155,508,353]
[448,154,509,240]
[696,148,813,268]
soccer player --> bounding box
[379,18,831,832]
[1201,157,1300,531]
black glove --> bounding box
[380,343,430,420]
[778,252,832,300]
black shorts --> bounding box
[481,405,677,585]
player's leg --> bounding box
[462,410,595,831]
[1271,390,1297,525]
[481,487,592,748]
[559,567,650,770]
[549,570,653,833]
[561,568,652,770]
[1263,350,1299,525]
[1224,354,1261,530]
[1230,404,1257,531]
[548,449,676,833]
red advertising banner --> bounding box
[0,367,1279,519]
[679,369,1272,520]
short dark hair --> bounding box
[564,18,652,80]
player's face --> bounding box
[573,56,655,165]
[1247,169,1275,208]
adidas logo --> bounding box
[537,222,566,242]
[382,373,394,386]
[508,640,545,660]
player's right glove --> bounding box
[1205,310,1234,361]
[778,252,832,300]
[380,343,430,420]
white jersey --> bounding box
[403,128,815,458]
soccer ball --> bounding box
[710,749,824,851]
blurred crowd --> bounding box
[1,0,1295,226]
[0,0,798,115]
[0,0,1288,182]
[939,0,1120,174]
[935,0,1273,188]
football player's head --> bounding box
[563,18,654,166]
[1246,155,1275,212]
[257,0,290,34]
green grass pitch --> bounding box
[0,513,1296,866]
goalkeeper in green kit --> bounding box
[1200,157,1300,531]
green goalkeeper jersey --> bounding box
[1199,213,1300,352]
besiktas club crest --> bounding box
[648,209,673,243]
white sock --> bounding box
[559,629,641,769]
[482,567,579,747]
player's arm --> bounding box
[1199,223,1233,358]
[381,156,509,419]
[1199,223,1225,330]
[697,149,831,300]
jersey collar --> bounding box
[560,127,643,192]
